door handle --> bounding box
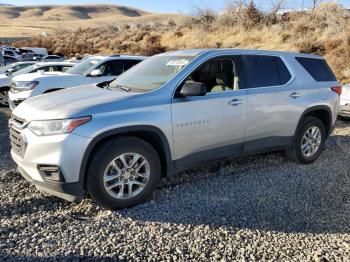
[228,99,243,106]
[289,92,301,99]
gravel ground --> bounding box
[0,107,349,261]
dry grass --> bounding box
[8,2,350,83]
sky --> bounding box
[5,0,350,13]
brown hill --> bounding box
[0,4,176,37]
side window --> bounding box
[242,55,281,88]
[97,61,124,76]
[295,57,336,82]
[185,57,240,93]
[61,66,71,72]
[124,60,141,71]
[43,66,53,72]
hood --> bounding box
[12,72,73,81]
[13,84,138,121]
[0,73,10,85]
[0,73,8,79]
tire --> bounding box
[86,137,161,210]
[285,116,326,164]
[0,87,9,107]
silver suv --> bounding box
[9,49,341,210]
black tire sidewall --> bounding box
[294,117,326,164]
[87,138,161,210]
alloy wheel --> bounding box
[103,152,150,200]
[301,126,322,158]
[0,90,9,106]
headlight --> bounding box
[28,116,91,136]
[12,81,39,91]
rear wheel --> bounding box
[87,137,161,210]
[285,116,326,164]
[0,88,9,107]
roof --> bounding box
[160,48,323,59]
[35,61,75,66]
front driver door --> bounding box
[171,56,247,169]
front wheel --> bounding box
[86,137,161,210]
[0,88,9,107]
[285,116,326,164]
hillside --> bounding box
[0,4,176,37]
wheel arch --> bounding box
[0,86,10,91]
[79,125,174,188]
[296,105,333,137]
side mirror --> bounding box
[180,81,207,97]
[7,68,15,74]
[90,69,103,77]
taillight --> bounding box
[331,86,342,96]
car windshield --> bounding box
[109,55,195,92]
[12,63,41,76]
[66,57,103,75]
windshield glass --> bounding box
[12,64,39,76]
[110,55,195,92]
[66,57,103,75]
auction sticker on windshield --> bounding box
[166,59,190,66]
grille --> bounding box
[9,115,27,157]
[11,115,25,126]
[10,127,24,156]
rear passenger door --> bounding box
[242,55,300,153]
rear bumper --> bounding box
[17,165,84,202]
[339,105,350,118]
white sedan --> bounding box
[0,61,74,107]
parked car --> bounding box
[40,55,64,62]
[1,62,74,107]
[9,49,341,209]
[2,50,22,60]
[4,55,20,65]
[18,49,42,62]
[8,55,145,109]
[339,84,350,119]
[0,61,35,75]
[21,47,48,57]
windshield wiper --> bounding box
[109,85,131,92]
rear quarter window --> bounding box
[295,57,336,82]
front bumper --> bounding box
[9,99,24,110]
[17,166,83,202]
[8,90,32,110]
[10,126,91,202]
[9,89,32,101]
